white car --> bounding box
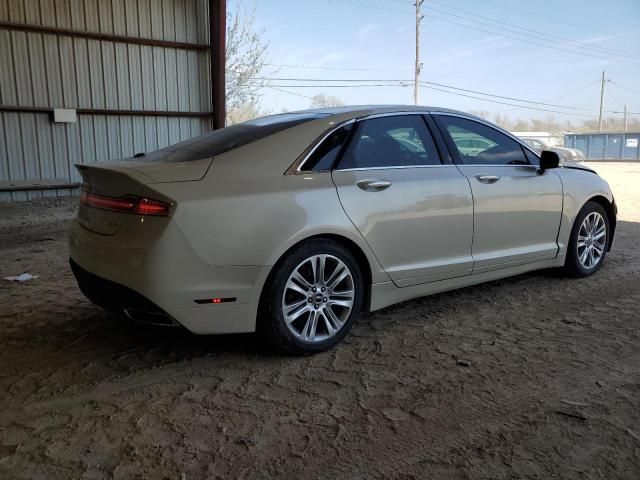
[521,137,585,162]
[69,106,616,354]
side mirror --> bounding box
[539,150,560,172]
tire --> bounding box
[564,201,610,277]
[258,238,365,355]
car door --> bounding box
[331,114,474,287]
[433,113,563,273]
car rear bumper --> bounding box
[68,217,268,334]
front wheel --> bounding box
[564,201,610,277]
[258,239,364,355]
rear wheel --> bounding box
[564,201,609,277]
[258,239,364,355]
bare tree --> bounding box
[310,94,345,108]
[225,0,269,123]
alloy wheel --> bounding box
[577,211,607,270]
[282,254,355,343]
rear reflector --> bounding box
[194,297,237,305]
[80,191,172,217]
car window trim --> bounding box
[288,119,355,174]
[334,113,445,171]
[431,111,540,166]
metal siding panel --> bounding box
[4,113,25,181]
[78,115,95,165]
[59,36,78,107]
[187,50,199,112]
[7,0,26,22]
[43,34,64,107]
[93,115,108,161]
[87,39,105,108]
[124,0,139,36]
[174,0,187,42]
[114,43,131,109]
[168,117,180,145]
[179,117,190,141]
[176,49,189,111]
[27,32,49,106]
[162,0,175,41]
[195,0,208,44]
[198,50,209,114]
[156,117,169,148]
[66,121,81,182]
[84,0,100,32]
[150,0,163,40]
[12,32,34,106]
[20,114,39,179]
[119,116,134,157]
[137,0,152,38]
[106,115,122,159]
[102,41,118,108]
[54,0,73,28]
[97,0,114,34]
[23,0,40,24]
[0,31,18,105]
[35,113,54,180]
[0,1,8,20]
[127,45,143,109]
[73,38,91,108]
[153,47,168,110]
[144,117,157,151]
[165,49,178,111]
[69,0,85,29]
[111,0,126,35]
[0,114,9,181]
[140,45,155,110]
[40,0,57,27]
[185,0,197,43]
[132,116,145,154]
[51,123,69,180]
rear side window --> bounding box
[135,112,328,163]
[437,115,529,166]
[304,123,353,171]
[337,115,441,170]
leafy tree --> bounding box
[310,94,345,108]
[225,0,269,124]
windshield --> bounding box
[135,112,328,163]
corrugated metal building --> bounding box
[0,0,226,201]
[564,132,640,161]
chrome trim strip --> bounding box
[288,119,356,174]
[336,165,455,172]
[356,111,430,120]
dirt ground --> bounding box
[0,163,639,479]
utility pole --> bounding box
[597,71,606,132]
[414,0,424,105]
[624,105,628,133]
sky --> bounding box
[240,0,640,123]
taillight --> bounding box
[80,192,172,217]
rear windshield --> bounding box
[135,112,328,163]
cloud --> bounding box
[580,29,640,45]
[355,23,380,40]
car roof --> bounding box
[286,104,478,120]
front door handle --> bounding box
[475,175,501,184]
[357,179,392,192]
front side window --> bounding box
[437,116,529,166]
[337,115,441,170]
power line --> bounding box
[325,0,640,66]
[609,80,640,94]
[266,85,315,99]
[266,63,412,72]
[426,0,640,60]
[256,76,604,112]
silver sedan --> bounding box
[69,106,617,354]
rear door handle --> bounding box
[357,179,392,192]
[475,175,501,184]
